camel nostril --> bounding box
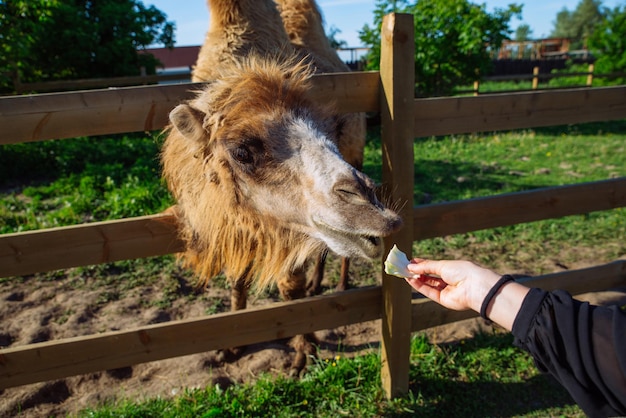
[386,215,404,234]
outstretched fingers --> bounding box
[408,259,447,276]
[405,274,446,303]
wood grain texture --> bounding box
[413,178,626,240]
[0,213,184,278]
[414,85,626,137]
[379,13,415,399]
[0,72,380,145]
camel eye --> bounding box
[232,145,254,165]
[230,136,264,166]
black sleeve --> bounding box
[511,288,626,418]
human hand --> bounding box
[405,259,502,313]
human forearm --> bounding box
[406,259,530,331]
[482,280,530,331]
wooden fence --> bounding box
[1,13,626,398]
[466,64,626,95]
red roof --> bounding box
[142,46,201,69]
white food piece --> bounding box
[384,244,412,278]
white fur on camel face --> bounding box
[168,57,401,261]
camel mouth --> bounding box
[312,218,384,259]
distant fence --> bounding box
[490,57,585,76]
[462,64,626,95]
[1,13,626,398]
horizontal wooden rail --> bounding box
[15,72,192,93]
[0,71,380,145]
[0,213,184,278]
[0,286,382,389]
[414,85,626,137]
[2,261,623,389]
[2,178,624,279]
[1,83,199,144]
[413,177,626,240]
[411,260,626,332]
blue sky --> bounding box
[146,0,623,48]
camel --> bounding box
[162,55,401,373]
[165,0,400,374]
[275,0,367,294]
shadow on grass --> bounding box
[364,118,626,205]
[412,159,555,204]
[532,119,626,137]
[396,373,579,417]
[397,332,581,417]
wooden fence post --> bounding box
[532,66,539,89]
[587,63,595,86]
[379,12,415,399]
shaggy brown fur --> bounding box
[275,0,365,169]
[192,0,295,82]
[276,0,367,293]
[165,57,328,292]
[276,0,351,74]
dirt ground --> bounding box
[1,250,625,418]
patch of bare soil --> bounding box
[1,248,625,418]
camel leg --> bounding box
[279,267,318,376]
[288,333,318,377]
[218,274,249,362]
[230,276,248,311]
[336,257,350,292]
[307,251,350,295]
[306,250,327,296]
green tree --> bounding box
[327,25,348,49]
[0,0,55,92]
[0,0,175,93]
[359,0,521,97]
[588,4,626,85]
[514,23,533,41]
[551,0,605,49]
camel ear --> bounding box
[169,104,206,141]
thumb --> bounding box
[407,259,443,277]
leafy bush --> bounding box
[588,4,626,86]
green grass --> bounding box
[455,80,536,94]
[78,333,582,417]
[0,133,173,234]
[1,120,624,417]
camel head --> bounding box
[164,55,401,266]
